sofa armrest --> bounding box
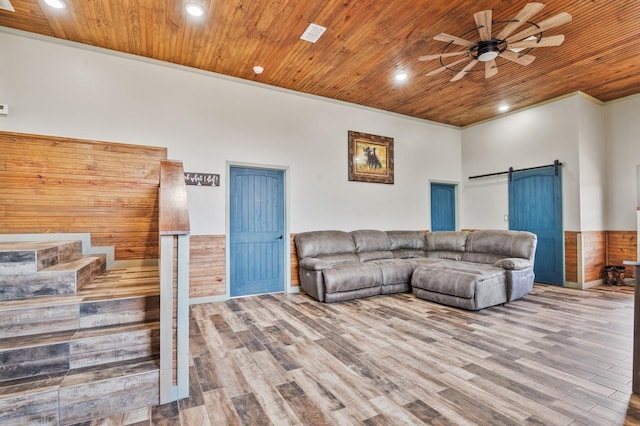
[300,257,332,271]
[493,258,532,270]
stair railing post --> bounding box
[159,160,191,404]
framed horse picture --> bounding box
[347,130,394,184]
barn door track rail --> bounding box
[469,159,563,181]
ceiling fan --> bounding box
[419,2,572,81]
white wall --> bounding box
[604,95,640,230]
[577,97,606,231]
[0,30,461,235]
[461,96,582,231]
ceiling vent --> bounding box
[0,0,14,12]
[300,23,326,43]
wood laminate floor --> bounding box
[84,284,640,425]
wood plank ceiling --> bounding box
[1,0,639,127]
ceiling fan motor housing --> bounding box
[475,39,506,61]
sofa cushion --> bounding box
[465,229,537,260]
[392,249,426,259]
[357,251,394,262]
[412,262,505,299]
[425,231,469,252]
[295,231,355,259]
[370,258,415,285]
[461,252,504,264]
[317,253,359,265]
[351,229,391,251]
[351,230,393,261]
[426,250,464,261]
[387,230,425,250]
[387,230,426,259]
[323,262,382,293]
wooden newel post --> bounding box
[625,261,640,394]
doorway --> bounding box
[431,183,457,231]
[509,165,564,285]
[229,166,286,297]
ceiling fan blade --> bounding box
[485,60,498,78]
[425,57,471,76]
[508,34,565,49]
[419,51,469,61]
[433,33,475,48]
[474,10,492,41]
[496,2,545,40]
[500,50,536,66]
[506,12,572,44]
[451,59,478,82]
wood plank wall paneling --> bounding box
[190,235,226,298]
[565,230,637,284]
[583,231,607,283]
[607,231,637,278]
[291,234,300,287]
[188,234,300,300]
[565,231,578,283]
[0,131,167,261]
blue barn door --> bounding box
[229,167,285,297]
[431,183,456,231]
[509,166,563,285]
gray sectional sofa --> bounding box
[294,229,537,310]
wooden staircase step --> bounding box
[0,359,160,425]
[0,240,83,274]
[0,293,160,339]
[0,254,106,301]
[0,376,62,426]
[0,322,160,382]
[0,257,161,424]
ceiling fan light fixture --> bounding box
[44,0,66,9]
[475,40,501,62]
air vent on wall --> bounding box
[300,23,326,43]
[0,0,15,12]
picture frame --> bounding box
[348,130,394,184]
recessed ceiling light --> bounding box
[184,2,205,17]
[498,105,510,112]
[394,71,408,82]
[44,0,66,9]
[253,66,264,75]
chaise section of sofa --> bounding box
[464,229,537,301]
[411,229,537,310]
[294,229,537,310]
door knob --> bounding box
[276,235,283,240]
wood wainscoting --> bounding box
[188,234,300,301]
[0,131,167,261]
[564,231,579,284]
[191,230,636,298]
[565,230,637,288]
[190,235,226,299]
[608,231,637,279]
[584,231,607,283]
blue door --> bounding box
[431,183,456,231]
[229,167,285,297]
[509,166,563,285]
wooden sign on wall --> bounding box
[184,172,220,187]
